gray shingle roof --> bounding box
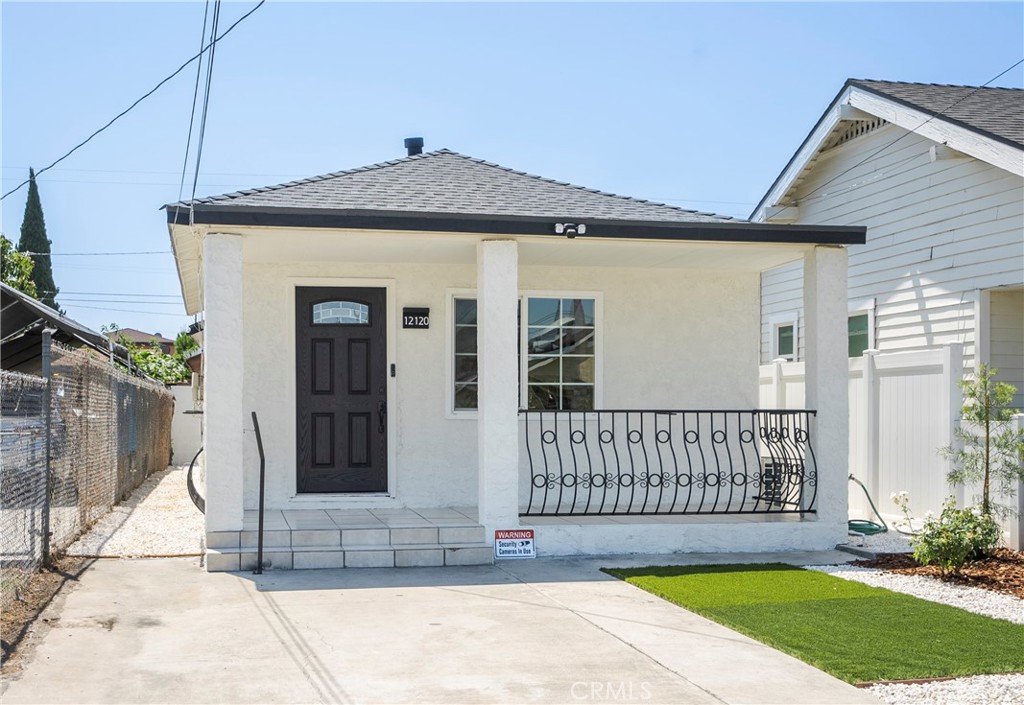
[170,149,734,223]
[849,79,1023,148]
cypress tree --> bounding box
[17,168,59,310]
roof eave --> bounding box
[752,81,1024,220]
[167,205,865,246]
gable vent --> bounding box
[822,117,889,152]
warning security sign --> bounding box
[494,529,536,559]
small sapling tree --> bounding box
[941,364,1024,519]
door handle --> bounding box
[378,401,387,434]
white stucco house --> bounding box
[166,146,864,571]
[752,79,1024,537]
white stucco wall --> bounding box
[239,235,761,513]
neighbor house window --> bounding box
[848,299,875,358]
[769,312,798,361]
[776,325,795,361]
[848,314,869,357]
[452,294,597,412]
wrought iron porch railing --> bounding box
[520,409,817,517]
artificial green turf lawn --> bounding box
[604,563,1024,684]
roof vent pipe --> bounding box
[404,137,424,156]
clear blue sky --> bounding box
[2,1,1022,337]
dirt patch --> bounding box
[853,548,1024,600]
[1,556,92,676]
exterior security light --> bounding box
[554,222,586,238]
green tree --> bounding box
[174,331,199,358]
[102,323,191,383]
[941,364,1024,518]
[1,233,38,297]
[17,168,59,310]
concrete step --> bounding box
[210,525,486,551]
[206,542,493,572]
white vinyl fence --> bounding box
[760,342,1024,550]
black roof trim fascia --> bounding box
[167,207,866,245]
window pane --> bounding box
[455,299,477,325]
[313,301,369,325]
[527,356,560,383]
[455,326,477,354]
[777,325,794,357]
[454,384,477,410]
[527,326,561,354]
[848,314,869,358]
[562,356,594,384]
[454,356,478,383]
[562,386,594,411]
[527,298,560,326]
[562,329,595,355]
[561,299,594,327]
[528,385,560,410]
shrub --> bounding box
[911,497,1000,577]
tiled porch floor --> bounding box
[241,506,480,531]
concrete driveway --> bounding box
[1,553,879,704]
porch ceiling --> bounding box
[171,224,814,314]
[239,227,811,271]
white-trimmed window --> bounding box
[451,293,599,412]
[769,312,798,361]
[848,298,875,358]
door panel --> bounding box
[296,287,387,493]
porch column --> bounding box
[803,246,849,540]
[203,232,244,534]
[477,239,520,538]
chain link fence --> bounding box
[1,343,173,608]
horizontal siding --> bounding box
[761,123,1024,365]
[989,288,1024,409]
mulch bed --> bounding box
[852,548,1024,600]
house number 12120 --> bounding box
[402,308,430,329]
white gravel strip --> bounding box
[808,531,1023,705]
[806,564,1024,625]
[865,674,1024,705]
[65,465,204,557]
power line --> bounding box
[173,0,212,232]
[22,250,171,257]
[63,303,191,317]
[60,299,183,305]
[42,290,180,298]
[1,166,308,178]
[763,58,1024,220]
[0,0,266,202]
[190,0,223,212]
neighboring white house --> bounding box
[166,146,863,571]
[754,79,1023,400]
[752,80,1024,539]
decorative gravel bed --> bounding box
[812,530,1024,705]
[64,466,204,557]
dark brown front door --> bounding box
[296,286,387,493]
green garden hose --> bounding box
[848,474,888,535]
